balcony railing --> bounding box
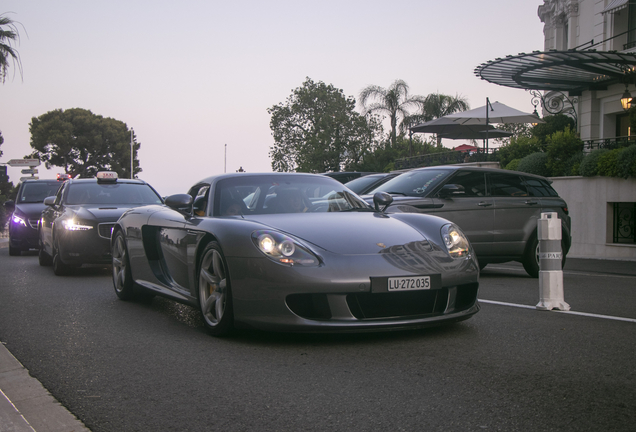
[583,136,635,151]
[394,150,496,170]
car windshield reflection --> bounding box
[214,175,373,216]
[369,169,450,197]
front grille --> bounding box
[346,284,478,320]
[98,223,116,239]
[347,289,447,319]
[28,219,39,229]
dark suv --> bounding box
[4,179,64,256]
[365,166,571,277]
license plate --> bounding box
[388,276,431,291]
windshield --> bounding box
[18,182,62,203]
[369,169,450,197]
[345,175,386,194]
[65,182,163,205]
[213,175,372,216]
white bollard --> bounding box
[536,212,570,311]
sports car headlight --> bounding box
[11,213,27,227]
[252,230,320,266]
[441,223,471,259]
[62,218,93,231]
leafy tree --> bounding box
[348,135,441,172]
[597,148,622,177]
[359,79,425,148]
[497,135,542,168]
[29,108,141,178]
[545,127,583,176]
[531,114,575,149]
[517,152,550,177]
[0,13,24,83]
[492,122,533,147]
[403,93,470,145]
[268,78,383,173]
[579,148,607,177]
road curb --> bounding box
[0,342,91,432]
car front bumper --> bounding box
[227,248,480,332]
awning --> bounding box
[602,0,629,14]
[474,50,636,95]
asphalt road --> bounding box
[1,248,635,432]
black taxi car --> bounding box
[4,178,65,256]
[39,172,163,275]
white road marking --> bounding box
[479,299,636,323]
[484,265,636,279]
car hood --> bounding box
[246,212,429,255]
[14,202,48,219]
[71,205,139,221]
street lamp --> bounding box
[621,84,632,111]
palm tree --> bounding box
[359,79,425,147]
[0,13,24,83]
[402,93,470,145]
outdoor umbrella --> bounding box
[443,98,543,151]
[410,116,498,135]
[444,99,543,125]
[453,144,481,152]
[438,128,512,140]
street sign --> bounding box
[8,159,40,167]
[20,176,39,181]
[21,168,38,175]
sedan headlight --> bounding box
[11,213,27,227]
[252,230,320,266]
[441,223,471,259]
[62,219,93,231]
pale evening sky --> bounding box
[1,0,545,196]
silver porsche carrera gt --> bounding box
[111,173,479,336]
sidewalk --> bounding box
[0,344,90,432]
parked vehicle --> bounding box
[4,179,65,256]
[345,172,399,195]
[321,172,377,183]
[111,172,479,336]
[365,166,571,277]
[39,172,163,275]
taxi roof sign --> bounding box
[96,171,118,182]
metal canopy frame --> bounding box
[474,50,636,95]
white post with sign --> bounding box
[536,212,570,311]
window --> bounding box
[488,173,528,197]
[613,202,636,244]
[446,171,486,197]
[523,178,558,197]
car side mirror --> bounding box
[43,196,56,206]
[438,184,465,198]
[165,193,193,213]
[3,200,15,210]
[373,191,393,212]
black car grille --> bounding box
[98,223,116,239]
[28,219,39,229]
[347,289,446,319]
[347,283,479,319]
[286,284,479,321]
